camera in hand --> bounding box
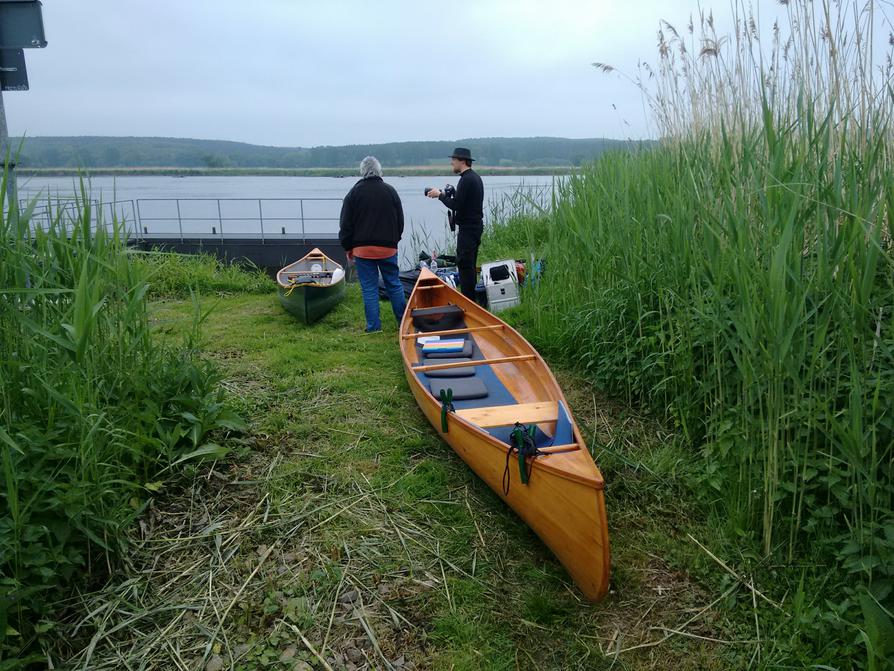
[424,184,456,198]
[425,185,458,231]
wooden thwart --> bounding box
[538,443,581,454]
[414,354,535,373]
[401,324,503,340]
[455,401,558,428]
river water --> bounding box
[17,174,556,263]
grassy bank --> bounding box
[482,1,894,666]
[8,198,843,668]
[0,189,245,666]
[6,0,892,666]
[129,250,271,299]
[18,166,576,178]
[48,281,770,670]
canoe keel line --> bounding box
[400,269,610,601]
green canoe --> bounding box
[276,248,347,324]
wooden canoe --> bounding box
[400,269,610,601]
[276,248,346,324]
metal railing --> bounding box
[134,197,343,242]
[16,196,344,243]
[22,198,141,240]
[16,188,555,243]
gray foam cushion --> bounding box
[422,340,474,359]
[429,377,489,400]
[417,359,475,378]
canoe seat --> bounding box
[414,358,476,378]
[422,340,474,359]
[454,401,558,428]
[429,377,489,400]
[411,305,465,332]
[411,305,464,318]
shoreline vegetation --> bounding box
[482,1,894,666]
[3,1,893,669]
[17,165,577,178]
[0,186,249,667]
[44,269,745,670]
[13,136,644,174]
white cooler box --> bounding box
[481,260,520,313]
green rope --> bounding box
[439,388,455,432]
[505,423,540,494]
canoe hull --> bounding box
[278,281,346,324]
[400,269,610,601]
[404,367,610,601]
[276,248,346,324]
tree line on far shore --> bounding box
[14,135,645,169]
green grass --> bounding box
[0,186,245,666]
[129,249,271,299]
[10,2,893,667]
[49,284,767,670]
[479,2,894,666]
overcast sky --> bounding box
[3,1,890,147]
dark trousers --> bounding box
[456,223,483,302]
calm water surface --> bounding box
[18,174,556,264]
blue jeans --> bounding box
[353,254,407,332]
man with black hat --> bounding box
[426,147,484,301]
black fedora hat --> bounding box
[449,147,475,162]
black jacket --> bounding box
[339,176,404,250]
[438,168,484,227]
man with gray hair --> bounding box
[339,156,407,332]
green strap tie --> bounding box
[509,423,538,487]
[439,388,455,432]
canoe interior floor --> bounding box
[413,329,559,447]
[278,272,339,287]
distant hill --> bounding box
[12,136,644,169]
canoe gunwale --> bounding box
[399,271,605,491]
[276,248,346,324]
[276,247,346,289]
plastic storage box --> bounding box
[481,260,520,313]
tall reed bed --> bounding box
[494,0,894,663]
[0,181,243,664]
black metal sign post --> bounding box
[0,0,46,210]
[1,49,28,90]
[0,82,17,209]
